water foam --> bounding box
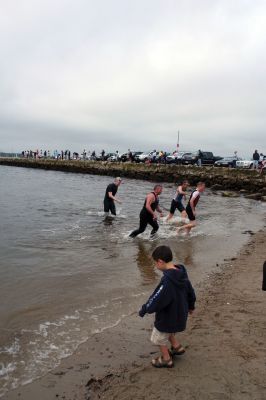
[0,292,149,398]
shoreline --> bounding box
[0,158,265,196]
[4,229,266,400]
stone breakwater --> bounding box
[1,158,266,199]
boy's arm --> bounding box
[139,281,171,317]
[187,280,196,311]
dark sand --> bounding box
[4,231,266,400]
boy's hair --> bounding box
[152,246,173,263]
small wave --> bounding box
[79,235,91,240]
[0,362,17,378]
[87,210,105,217]
[0,339,20,355]
[40,229,56,234]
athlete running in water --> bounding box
[166,180,189,221]
[177,182,205,235]
[103,177,122,216]
[129,185,163,237]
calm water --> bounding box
[0,165,265,397]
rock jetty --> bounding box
[0,158,265,198]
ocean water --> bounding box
[0,165,265,397]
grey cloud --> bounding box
[0,0,265,156]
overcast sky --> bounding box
[0,0,265,156]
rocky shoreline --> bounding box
[1,158,265,198]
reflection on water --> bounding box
[135,242,159,284]
[0,165,265,397]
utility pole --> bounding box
[177,130,180,152]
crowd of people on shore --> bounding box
[20,148,266,174]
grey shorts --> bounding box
[150,327,177,346]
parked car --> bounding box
[181,152,195,164]
[120,151,143,162]
[186,151,222,165]
[137,151,154,162]
[119,152,128,162]
[166,151,186,164]
[106,153,119,162]
[166,151,197,165]
[214,156,241,168]
[236,159,254,169]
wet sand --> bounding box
[4,230,266,400]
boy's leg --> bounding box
[159,345,171,361]
[150,328,173,367]
[169,334,186,355]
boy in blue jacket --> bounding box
[139,245,196,368]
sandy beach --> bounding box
[3,229,265,400]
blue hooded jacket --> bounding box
[139,264,196,333]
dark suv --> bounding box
[188,151,221,165]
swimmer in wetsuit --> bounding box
[103,177,122,216]
[177,182,205,235]
[129,185,163,237]
[166,180,189,221]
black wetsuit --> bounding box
[186,190,200,221]
[129,192,159,237]
[170,187,186,214]
[104,183,118,215]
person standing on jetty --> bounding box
[129,185,163,237]
[103,177,122,216]
[252,150,260,169]
[139,245,196,368]
[177,182,205,235]
[166,180,189,221]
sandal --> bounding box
[151,356,174,368]
[170,345,186,356]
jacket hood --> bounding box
[163,264,188,287]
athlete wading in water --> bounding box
[177,182,205,235]
[129,185,163,237]
[103,177,122,216]
[166,180,189,221]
